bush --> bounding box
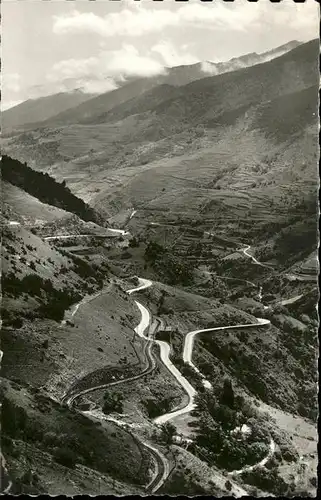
[225,480,232,491]
[141,397,172,419]
[160,422,176,444]
[241,466,288,495]
[129,237,140,248]
[43,431,58,446]
[102,392,124,415]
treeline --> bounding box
[1,154,102,224]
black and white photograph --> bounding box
[0,0,319,496]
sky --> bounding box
[2,0,319,110]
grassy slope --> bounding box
[2,439,140,496]
[1,282,142,396]
[46,283,144,398]
[257,402,317,497]
[1,216,145,395]
[1,223,151,495]
[2,224,86,290]
[3,181,71,225]
[0,379,150,493]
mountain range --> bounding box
[2,40,302,132]
[2,90,96,132]
[2,39,318,221]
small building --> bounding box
[172,435,193,446]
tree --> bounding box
[160,422,176,444]
[225,480,232,492]
[220,378,235,408]
[102,392,123,415]
[129,237,139,248]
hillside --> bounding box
[156,41,301,88]
[0,378,150,495]
[2,91,96,133]
[1,177,152,494]
[2,181,72,226]
[22,75,170,129]
[1,155,103,224]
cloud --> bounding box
[47,57,103,82]
[105,44,165,77]
[151,41,198,67]
[200,62,219,76]
[46,56,118,94]
[52,2,318,39]
[2,72,21,92]
[52,7,178,38]
[46,44,166,94]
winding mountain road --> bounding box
[61,260,276,490]
[182,317,270,392]
[241,245,273,269]
[4,218,288,492]
[279,294,303,306]
[230,438,276,476]
[44,228,130,241]
[62,277,169,493]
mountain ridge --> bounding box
[2,90,96,132]
[2,39,305,132]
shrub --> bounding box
[102,392,124,415]
[160,422,176,444]
[129,237,140,248]
[225,480,232,491]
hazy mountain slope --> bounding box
[86,83,181,125]
[3,39,317,176]
[146,39,317,131]
[32,75,169,128]
[207,40,302,75]
[2,91,96,132]
[13,40,303,131]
